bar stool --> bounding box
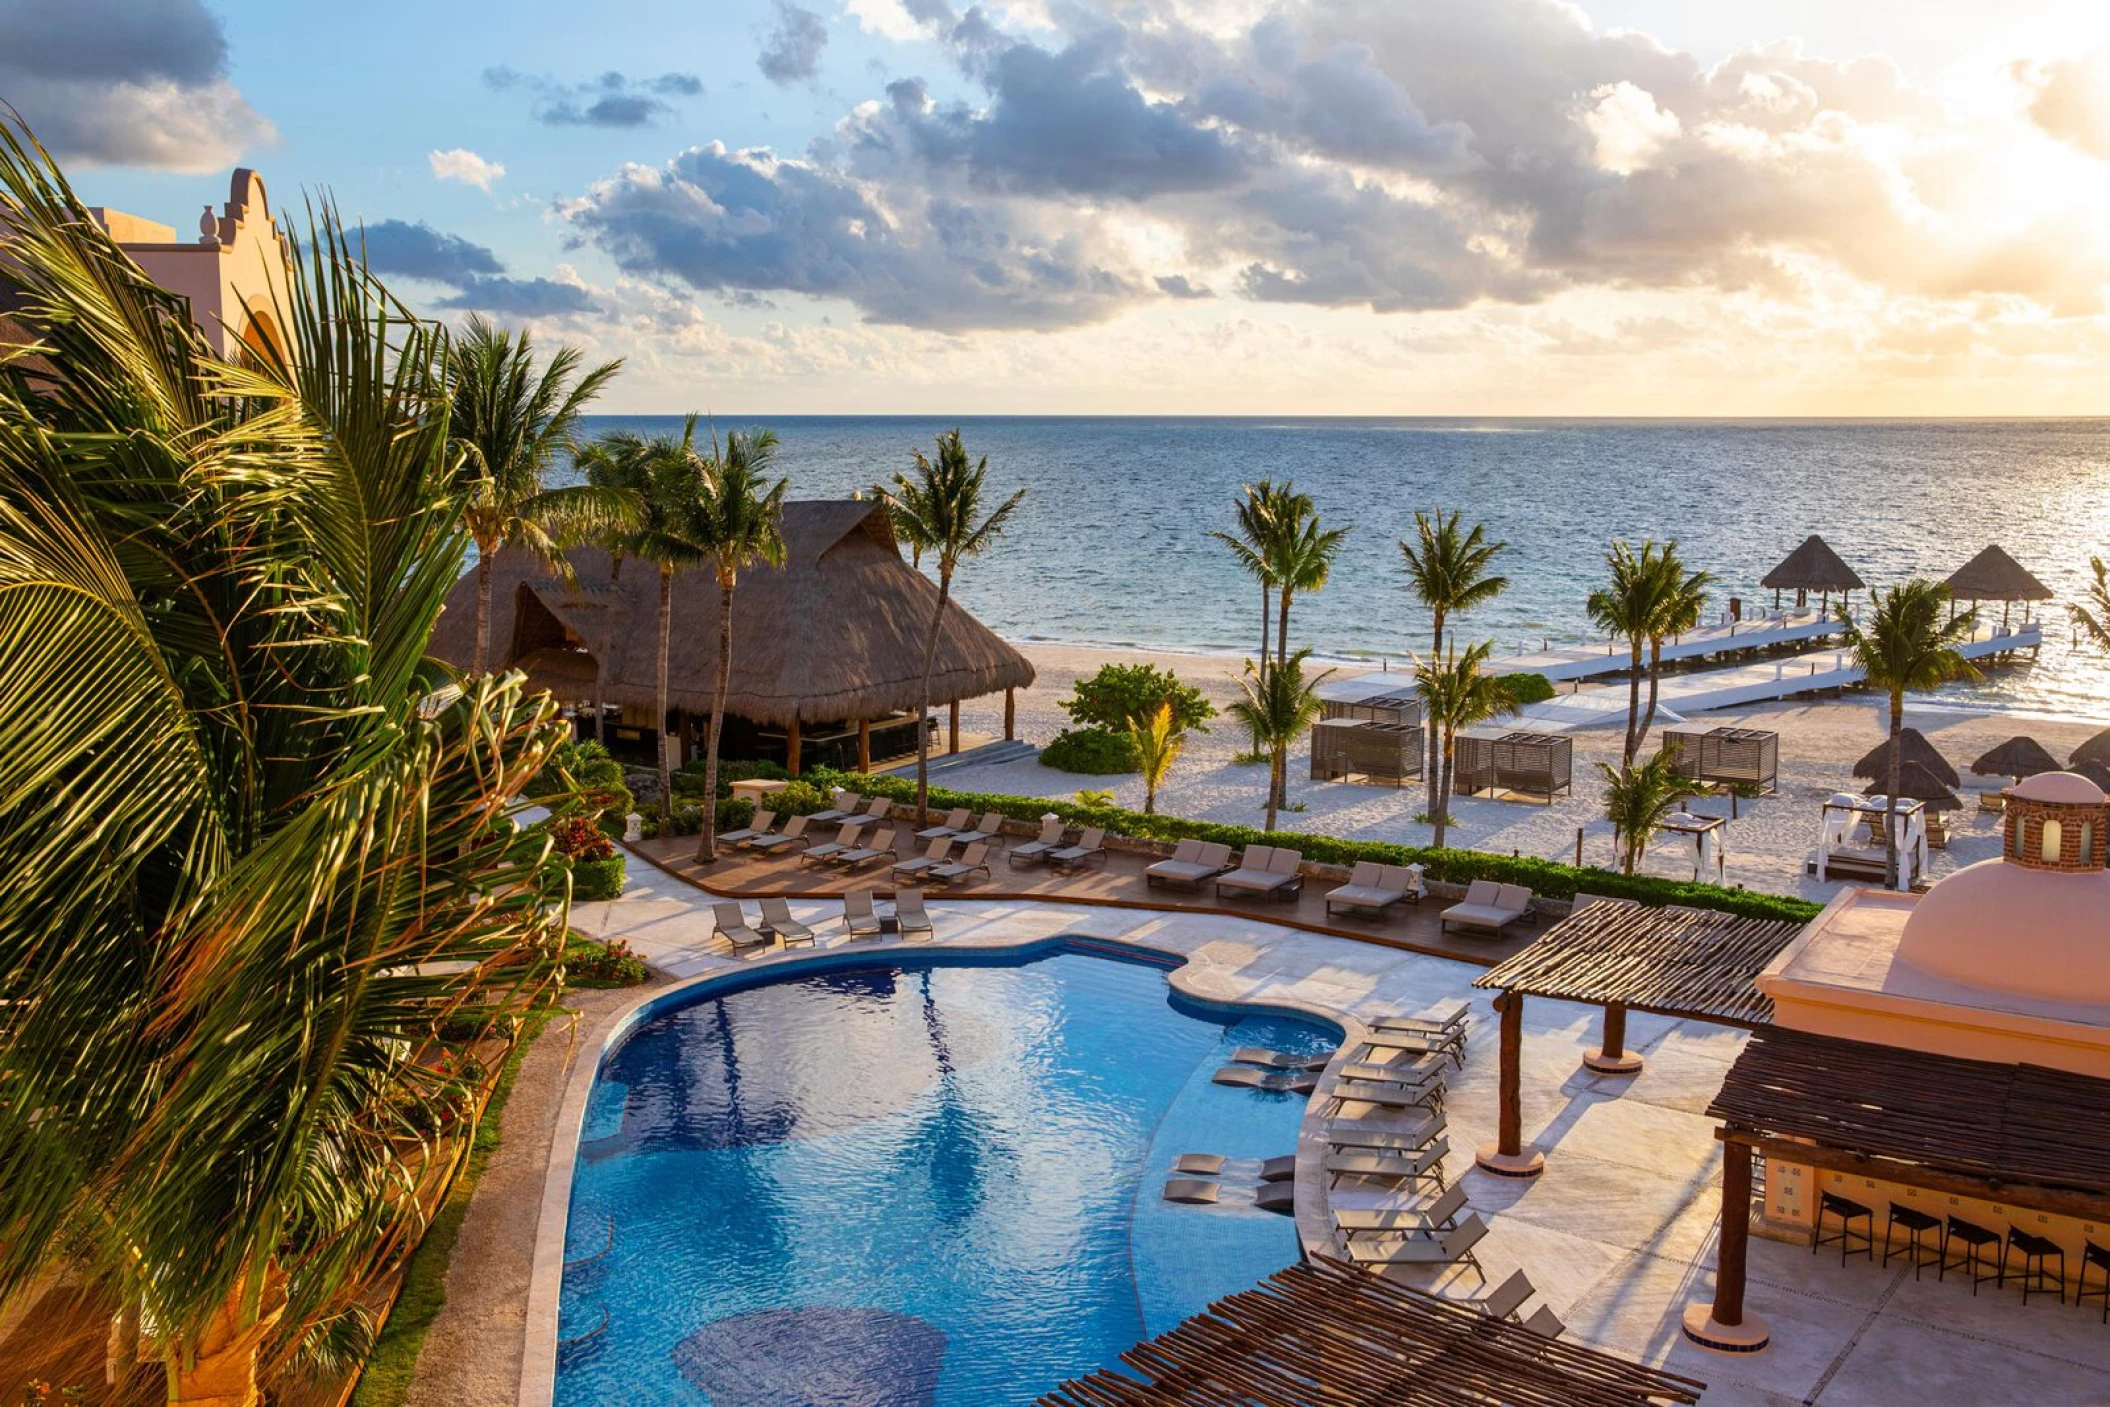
[1812,1191,1873,1265]
[1883,1203,1941,1280]
[1941,1216,2003,1295]
[2080,1241,2109,1324]
[2004,1227,2066,1306]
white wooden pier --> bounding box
[1481,608,1840,683]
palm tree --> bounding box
[1600,748,1692,875]
[1841,581,1981,888]
[1226,649,1330,832]
[444,314,624,672]
[0,126,570,1404]
[1588,539,1676,770]
[1128,701,1187,815]
[881,429,1025,819]
[1210,480,1300,663]
[1268,502,1350,668]
[2071,555,2110,653]
[1400,510,1509,813]
[1415,640,1519,848]
[1639,545,1712,749]
[688,428,790,862]
[574,436,653,742]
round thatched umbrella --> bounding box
[1761,534,1865,614]
[1944,545,2052,632]
[2071,758,2110,791]
[1853,728,1959,789]
[1970,735,2059,780]
[1864,761,1961,811]
[2070,727,2110,769]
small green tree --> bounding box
[1226,649,1330,831]
[1059,662,1216,734]
[1600,748,1694,875]
[1400,509,1510,798]
[1128,701,1188,815]
[1415,640,1519,848]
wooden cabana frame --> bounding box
[1663,726,1778,796]
[1309,717,1424,786]
[1037,1256,1708,1407]
[1454,730,1573,802]
[1468,901,1803,1169]
[1687,1025,2110,1353]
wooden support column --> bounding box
[1682,1137,1770,1353]
[948,699,961,754]
[1004,687,1016,742]
[1584,1000,1644,1075]
[786,716,801,778]
[857,718,871,774]
[1474,990,1544,1178]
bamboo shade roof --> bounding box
[1472,900,1805,1026]
[1036,1257,1706,1407]
[1944,544,2053,602]
[1709,1026,2110,1201]
[1970,735,2059,779]
[1760,535,1864,592]
[1852,728,1958,788]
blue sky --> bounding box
[13,0,2110,413]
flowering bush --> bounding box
[548,815,616,862]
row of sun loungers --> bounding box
[710,888,936,951]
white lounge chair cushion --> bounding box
[1442,903,1519,929]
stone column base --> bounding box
[1473,1143,1546,1178]
[1583,1048,1645,1075]
[1681,1304,1770,1354]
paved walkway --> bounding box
[563,860,2110,1407]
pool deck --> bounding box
[528,859,2110,1407]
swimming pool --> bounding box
[554,941,1340,1405]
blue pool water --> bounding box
[555,944,1339,1405]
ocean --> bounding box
[570,417,2110,722]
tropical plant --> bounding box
[1587,539,1704,770]
[1225,649,1330,832]
[1265,493,1348,667]
[1039,726,1137,774]
[0,126,572,1404]
[444,315,626,672]
[1400,509,1509,806]
[1128,702,1188,815]
[1840,581,1981,888]
[1210,480,1301,662]
[2072,555,2110,654]
[1058,661,1215,734]
[575,441,653,742]
[880,429,1025,819]
[1414,640,1520,847]
[1600,748,1694,875]
[1639,544,1711,751]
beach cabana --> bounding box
[427,501,1035,775]
[1944,544,2052,632]
[1852,727,1957,789]
[1662,726,1778,796]
[2070,727,2110,769]
[1970,735,2058,781]
[1761,535,1864,614]
[1812,793,1927,886]
[1452,730,1572,802]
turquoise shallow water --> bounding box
[556,947,1339,1405]
[570,416,2110,719]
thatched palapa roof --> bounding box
[1761,535,1864,592]
[2073,727,2110,769]
[1864,761,1961,811]
[427,500,1034,727]
[2072,758,2110,791]
[1970,735,2059,779]
[1852,727,1958,789]
[1944,545,2051,602]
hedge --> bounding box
[571,854,625,901]
[806,767,1822,925]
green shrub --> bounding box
[529,738,634,820]
[1503,672,1557,707]
[570,854,625,901]
[566,935,649,987]
[804,767,1821,924]
[1040,726,1135,774]
[673,757,794,799]
[1059,662,1215,734]
[713,797,754,834]
[771,779,832,814]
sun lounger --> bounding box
[1007,818,1068,867]
[713,902,770,951]
[892,836,954,881]
[836,826,900,869]
[801,822,864,866]
[928,841,991,886]
[1170,1153,1298,1181]
[808,791,864,824]
[746,815,811,854]
[717,809,777,847]
[1324,861,1425,917]
[894,887,935,941]
[1146,839,1234,890]
[839,797,893,835]
[1326,1115,1445,1153]
[1213,1065,1317,1094]
[954,812,1005,849]
[1341,1213,1485,1273]
[1048,826,1105,871]
[1163,1178,1221,1204]
[842,889,884,938]
[915,808,971,842]
[1173,1153,1227,1175]
[1368,1002,1469,1038]
[1363,1025,1468,1069]
[1231,1046,1328,1072]
[1338,1051,1446,1086]
[757,897,815,947]
[1253,1182,1295,1214]
[1260,1154,1296,1181]
[1334,1184,1468,1235]
[1466,1269,1535,1321]
[1324,1138,1450,1189]
[1329,1075,1444,1115]
[1520,1305,1565,1339]
[1215,845,1305,901]
[1439,880,1535,934]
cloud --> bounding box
[0,0,274,171]
[356,218,598,315]
[483,67,702,128]
[1155,274,1212,298]
[759,1,830,85]
[1581,81,1680,175]
[2019,52,2110,160]
[429,148,506,191]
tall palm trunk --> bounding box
[1248,584,1272,755]
[696,569,735,862]
[1621,637,1644,768]
[1264,744,1283,833]
[473,548,493,674]
[1640,637,1664,756]
[1885,690,1903,889]
[914,571,951,818]
[1432,727,1454,848]
[165,1270,288,1407]
[1425,610,1446,821]
[1276,588,1293,670]
[593,662,606,744]
[656,564,673,823]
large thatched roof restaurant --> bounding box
[428,500,1034,774]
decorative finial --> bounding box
[198,205,221,246]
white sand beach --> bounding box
[944,641,2110,902]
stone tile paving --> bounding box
[569,862,2110,1404]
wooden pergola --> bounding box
[1469,900,1804,1177]
[1037,1256,1707,1406]
[1687,1025,2110,1354]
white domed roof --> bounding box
[2010,771,2107,805]
[1898,856,2110,1002]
